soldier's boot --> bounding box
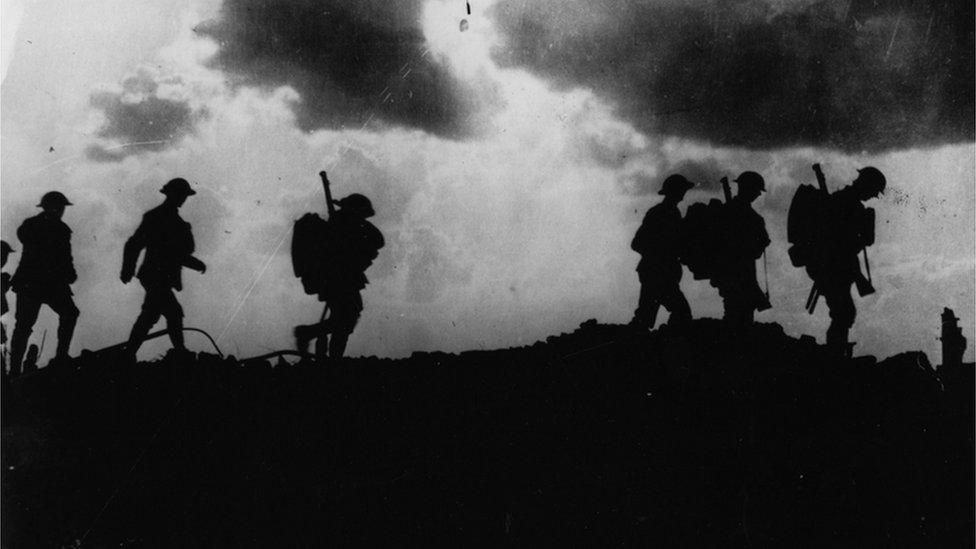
[825,325,850,360]
[53,310,78,362]
[630,303,659,331]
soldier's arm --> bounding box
[121,216,149,282]
[757,221,771,258]
[631,210,656,253]
[183,256,206,273]
[181,226,206,273]
[65,228,77,284]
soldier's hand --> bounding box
[197,262,207,274]
[120,272,132,284]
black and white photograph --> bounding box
[1,0,973,545]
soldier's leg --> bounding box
[294,304,327,355]
[127,286,164,355]
[157,289,185,350]
[723,291,753,329]
[327,292,362,359]
[632,274,661,329]
[661,282,691,326]
[313,322,329,360]
[9,294,42,374]
[824,283,855,354]
[47,292,79,359]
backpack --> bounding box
[787,185,876,270]
[291,213,333,295]
[680,199,728,280]
[786,184,828,267]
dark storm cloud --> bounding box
[491,0,974,152]
[199,0,473,137]
[665,158,728,191]
[86,70,205,161]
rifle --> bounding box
[804,164,828,313]
[317,171,336,327]
[720,176,732,204]
[319,171,336,219]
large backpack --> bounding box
[786,184,828,267]
[680,198,728,280]
[291,213,333,295]
[787,185,876,270]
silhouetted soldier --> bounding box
[2,240,13,318]
[121,178,206,357]
[294,194,384,359]
[1,241,14,366]
[807,167,885,354]
[713,172,770,328]
[630,174,694,329]
[9,192,79,374]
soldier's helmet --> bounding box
[37,191,73,209]
[160,178,197,197]
[658,174,695,196]
[854,166,886,196]
[335,193,375,217]
[733,171,766,193]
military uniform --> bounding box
[9,194,79,372]
[122,179,205,354]
[808,186,873,351]
[295,194,384,359]
[631,202,691,328]
[713,174,770,328]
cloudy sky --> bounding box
[1,0,973,362]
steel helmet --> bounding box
[37,191,73,208]
[658,174,695,196]
[160,178,197,197]
[335,193,375,217]
[855,166,886,195]
[733,171,766,193]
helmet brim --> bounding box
[160,189,197,196]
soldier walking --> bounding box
[294,193,384,359]
[712,172,770,328]
[630,174,694,329]
[121,178,206,357]
[804,167,885,355]
[2,241,14,339]
[9,192,79,374]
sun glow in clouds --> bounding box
[422,0,499,80]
